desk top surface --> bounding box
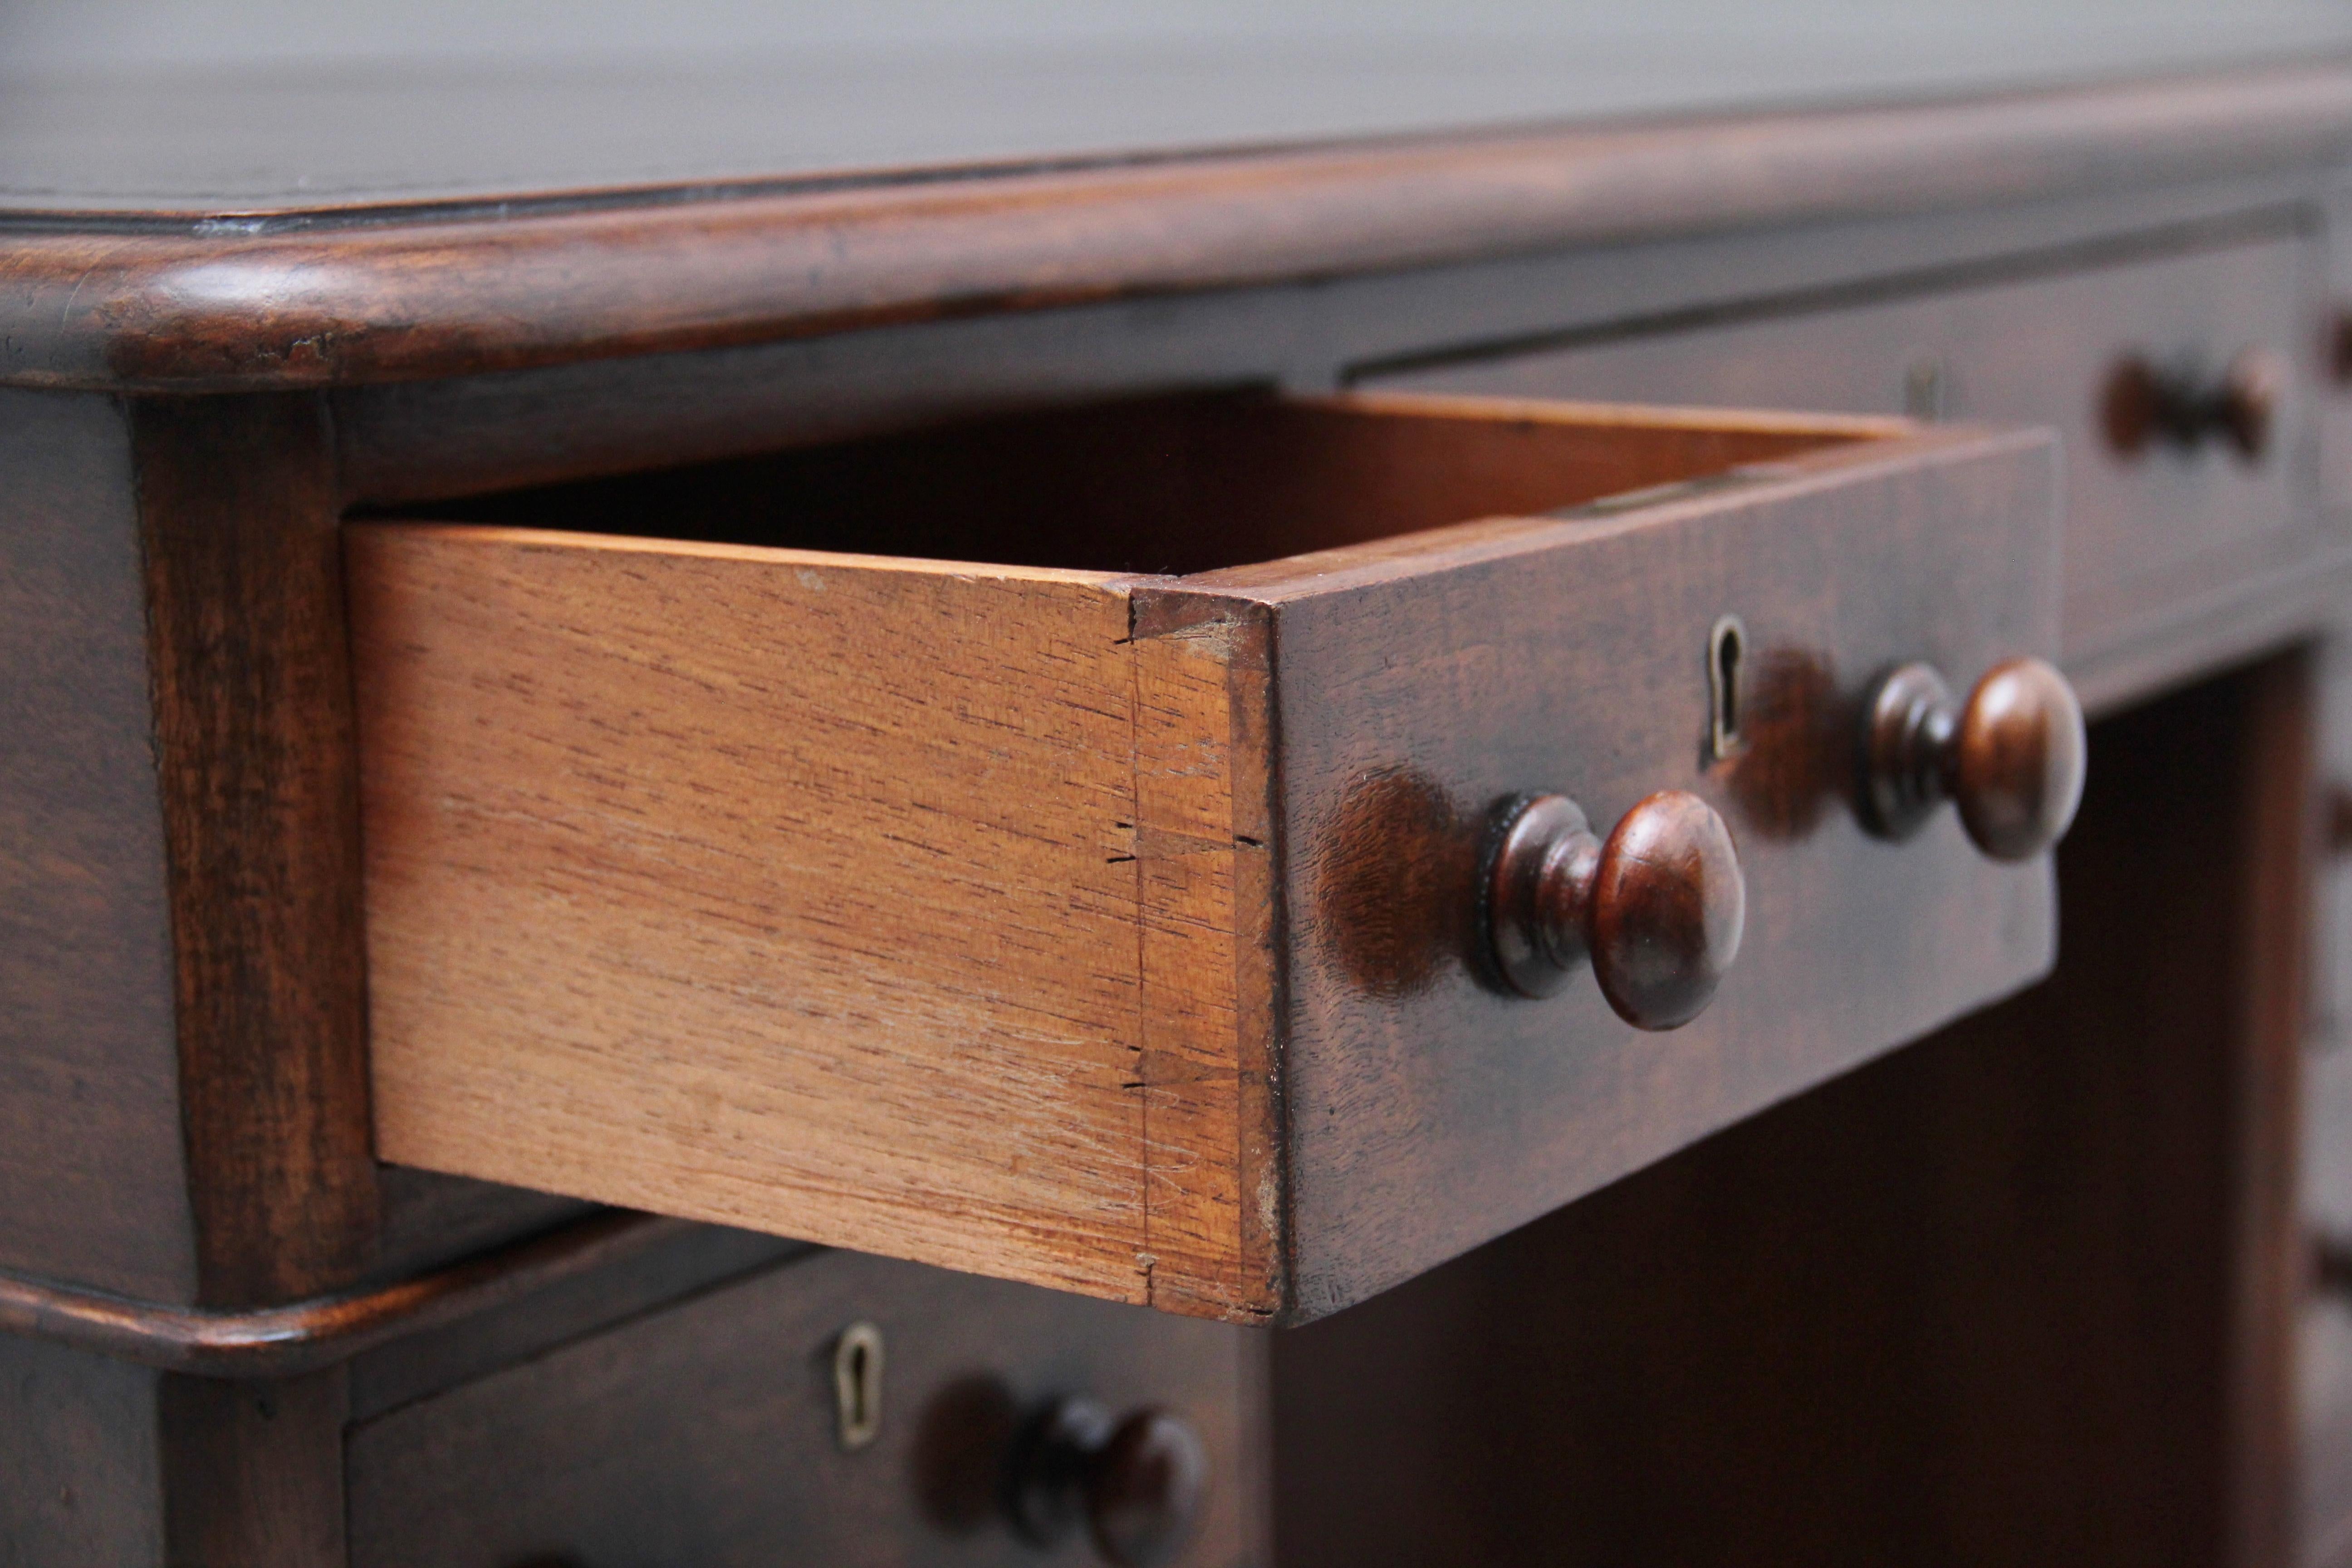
[5,1,2351,219]
[4,20,2350,397]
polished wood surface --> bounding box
[0,1211,692,1378]
[135,394,382,1307]
[0,65,2347,392]
[1006,1396,1211,1568]
[1481,789,1747,1029]
[1950,657,2090,859]
[0,389,388,1308]
[1162,412,2063,1315]
[1378,227,2329,663]
[1857,656,2087,861]
[342,1245,1265,1568]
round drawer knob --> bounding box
[1006,1396,1207,1568]
[1483,789,1745,1030]
[2102,351,2278,461]
[1858,657,2086,862]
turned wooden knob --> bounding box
[1483,789,1745,1030]
[1858,657,2085,861]
[2102,351,2278,461]
[1006,1397,1206,1568]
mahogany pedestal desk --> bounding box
[5,44,2352,1568]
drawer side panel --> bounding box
[350,526,1155,1303]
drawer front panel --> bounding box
[1154,417,2064,1311]
[1370,233,2324,656]
[346,1246,1264,1568]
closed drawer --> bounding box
[346,1245,1262,1568]
[349,391,2068,1321]
[1371,232,2326,657]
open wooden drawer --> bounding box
[348,391,2071,1323]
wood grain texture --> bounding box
[359,393,2063,1321]
[134,394,382,1306]
[343,1245,1266,1568]
[157,1368,349,1568]
[0,387,194,1300]
[353,527,1160,1302]
[3,62,2349,392]
[1132,610,1283,1319]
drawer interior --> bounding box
[386,389,1893,571]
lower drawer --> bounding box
[1371,230,2326,657]
[345,1246,1265,1568]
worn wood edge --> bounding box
[1161,421,2038,603]
[4,60,2350,391]
[1305,388,1914,440]
[1141,593,1293,1321]
[1127,598,1289,1320]
[347,519,1142,587]
[0,1209,700,1377]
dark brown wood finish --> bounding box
[2229,647,2309,1568]
[0,387,192,1301]
[2103,349,2282,461]
[1273,653,2309,1567]
[1857,655,2087,860]
[0,64,2347,393]
[0,377,591,1317]
[133,393,380,1308]
[343,1246,1267,1568]
[158,1368,350,1568]
[0,1332,355,1568]
[0,1333,167,1565]
[1481,788,1747,1029]
[0,1210,716,1378]
[0,50,2339,1568]
[1376,225,2331,668]
[345,1221,804,1423]
[1135,408,2066,1314]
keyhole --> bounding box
[834,1321,885,1451]
[1710,615,1747,762]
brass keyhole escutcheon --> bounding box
[1709,614,1748,764]
[834,1320,885,1451]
